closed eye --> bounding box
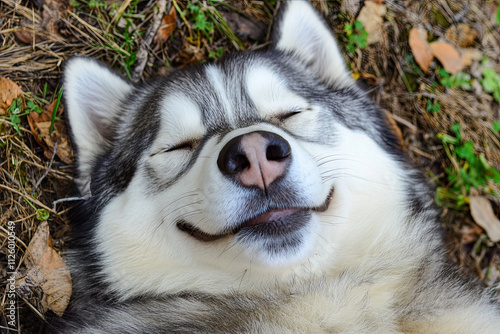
[276,111,302,121]
[150,141,196,157]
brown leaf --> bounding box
[27,100,74,164]
[22,221,72,316]
[460,48,482,67]
[221,11,266,42]
[445,24,478,48]
[14,28,43,45]
[0,77,24,115]
[429,41,464,74]
[175,40,205,66]
[356,1,386,45]
[42,0,72,40]
[156,5,176,44]
[469,196,500,242]
[409,28,433,73]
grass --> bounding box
[437,123,500,209]
[0,0,499,332]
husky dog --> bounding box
[57,1,500,333]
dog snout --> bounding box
[217,131,291,191]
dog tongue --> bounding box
[242,208,299,228]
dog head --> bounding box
[64,1,406,297]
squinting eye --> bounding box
[165,142,193,152]
[150,141,195,157]
[276,111,301,121]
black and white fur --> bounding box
[56,1,500,332]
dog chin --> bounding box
[235,213,318,269]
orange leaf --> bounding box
[27,100,74,164]
[156,6,176,44]
[0,77,24,115]
[429,41,464,74]
[409,28,433,73]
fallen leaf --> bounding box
[14,28,43,45]
[409,28,433,73]
[356,1,387,45]
[0,77,24,114]
[175,40,205,66]
[429,41,464,74]
[27,100,74,164]
[469,196,500,242]
[156,5,176,44]
[21,221,72,316]
[221,11,267,42]
[460,48,482,67]
[445,23,478,48]
[42,0,72,39]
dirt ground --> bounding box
[1,0,499,333]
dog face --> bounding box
[64,1,405,297]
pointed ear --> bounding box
[63,57,133,193]
[273,0,354,88]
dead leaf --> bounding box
[445,24,478,48]
[356,1,387,45]
[429,41,464,74]
[156,6,176,44]
[460,48,482,67]
[175,40,205,65]
[409,28,433,73]
[0,77,24,115]
[21,221,72,316]
[27,100,74,164]
[14,28,43,45]
[221,11,267,42]
[470,196,500,242]
[42,0,72,39]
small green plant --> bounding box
[186,1,214,38]
[49,87,64,134]
[344,20,368,53]
[481,68,500,102]
[426,99,441,113]
[436,123,500,209]
[7,97,43,136]
[438,68,472,90]
[493,121,500,133]
[24,198,50,221]
[208,47,224,59]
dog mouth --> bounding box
[177,187,334,242]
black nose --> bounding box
[217,131,291,190]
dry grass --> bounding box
[0,0,499,332]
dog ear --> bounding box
[272,0,354,88]
[63,57,133,193]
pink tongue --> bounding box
[243,208,299,227]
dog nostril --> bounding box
[266,141,291,161]
[226,154,249,174]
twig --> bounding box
[265,0,281,43]
[31,142,57,196]
[52,196,90,211]
[132,0,168,82]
